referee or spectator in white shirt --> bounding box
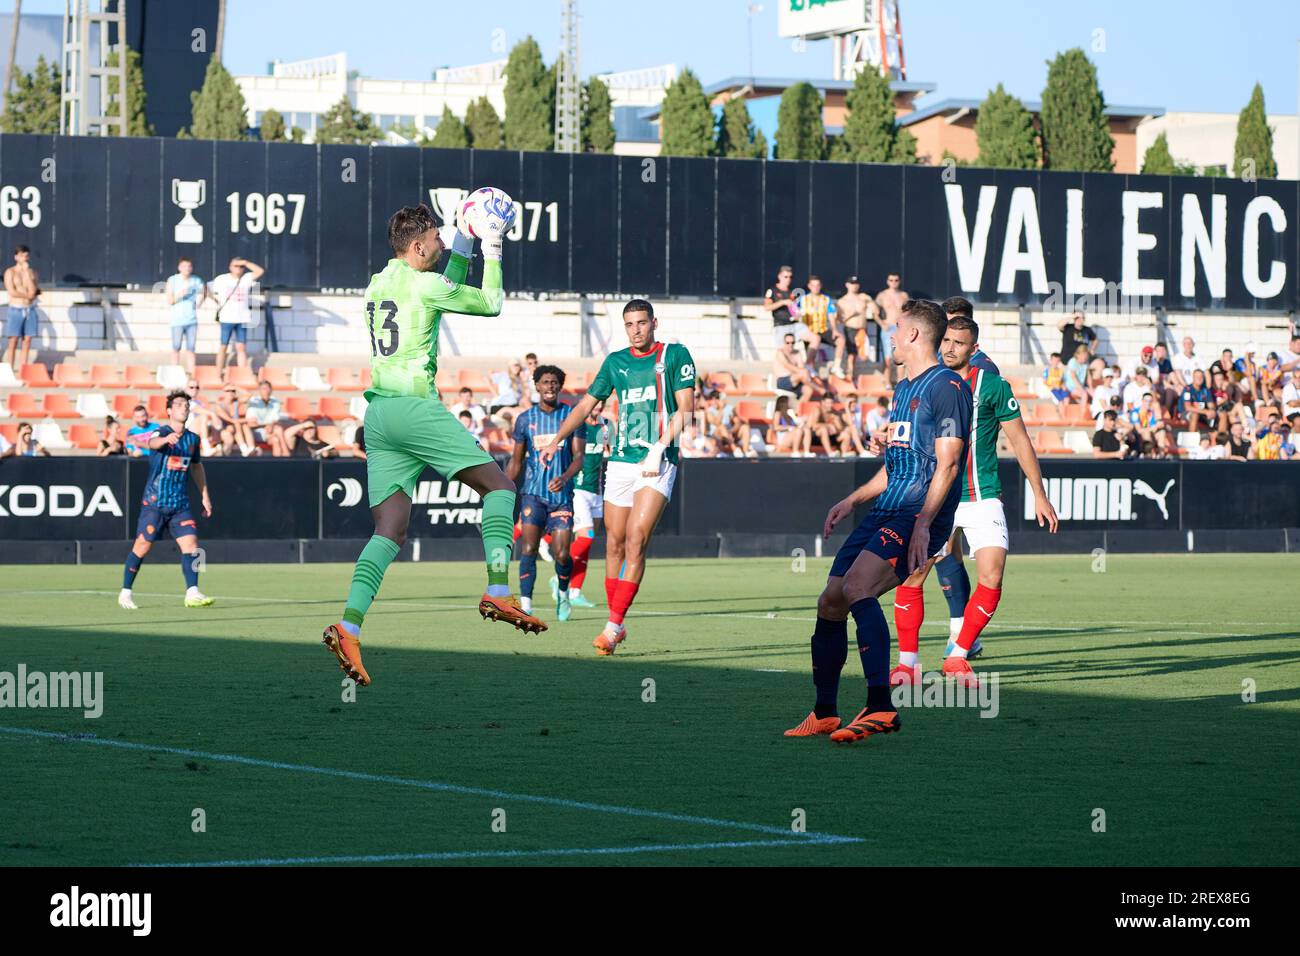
[210,257,264,380]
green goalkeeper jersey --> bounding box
[960,365,1021,502]
[588,341,696,466]
[363,253,503,400]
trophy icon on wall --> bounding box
[429,186,468,230]
[172,178,207,243]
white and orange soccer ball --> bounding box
[459,186,517,239]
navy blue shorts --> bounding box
[136,504,198,542]
[219,322,248,345]
[519,494,573,534]
[829,510,953,581]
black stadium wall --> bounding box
[1,458,1297,562]
[0,133,1297,310]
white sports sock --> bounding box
[949,617,963,639]
[520,596,532,613]
[569,587,581,598]
[898,651,918,668]
[949,645,969,660]
[604,621,624,637]
[485,584,510,598]
[186,586,201,598]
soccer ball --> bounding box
[459,186,516,239]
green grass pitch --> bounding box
[2,553,1297,866]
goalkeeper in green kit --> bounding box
[323,196,546,687]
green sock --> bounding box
[480,489,516,588]
[343,534,401,628]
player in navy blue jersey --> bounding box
[785,298,972,744]
[933,295,997,643]
[119,390,214,610]
[506,366,586,623]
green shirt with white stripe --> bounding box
[588,341,696,466]
[960,366,1020,502]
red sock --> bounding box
[893,585,925,655]
[957,584,1001,650]
[569,534,593,589]
[608,579,640,626]
[604,576,618,608]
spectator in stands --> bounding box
[1065,344,1091,404]
[767,395,809,456]
[864,395,890,436]
[212,384,252,456]
[481,412,515,456]
[1170,336,1201,391]
[1224,421,1251,461]
[765,266,819,356]
[98,416,125,456]
[720,398,757,458]
[774,332,814,401]
[1280,368,1300,415]
[837,276,876,375]
[1124,367,1155,410]
[698,388,731,455]
[450,386,487,426]
[284,419,338,458]
[1280,333,1300,377]
[3,245,40,371]
[1190,434,1224,460]
[808,394,866,457]
[12,421,49,457]
[488,360,525,413]
[1128,392,1169,457]
[165,256,210,374]
[211,257,264,380]
[1251,414,1292,460]
[1209,370,1242,436]
[799,275,844,375]
[1181,369,1215,432]
[1259,352,1284,403]
[457,409,486,449]
[679,420,717,458]
[874,272,908,382]
[1092,410,1129,459]
[351,424,367,461]
[1057,310,1097,359]
[1090,367,1119,422]
[246,380,286,456]
[0,430,10,458]
[125,405,160,457]
[1043,352,1069,403]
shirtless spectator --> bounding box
[874,272,908,382]
[212,383,254,455]
[808,393,866,457]
[836,276,877,376]
[773,332,814,401]
[3,245,40,371]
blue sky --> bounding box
[11,0,1300,114]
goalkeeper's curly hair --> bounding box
[533,364,567,390]
[388,203,441,255]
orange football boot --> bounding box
[322,623,371,686]
[479,593,548,634]
[829,708,901,743]
[941,656,979,688]
[592,628,626,656]
[889,663,922,686]
[783,711,842,737]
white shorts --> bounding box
[573,488,603,528]
[942,497,1009,557]
[603,459,678,508]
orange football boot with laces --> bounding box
[592,629,626,656]
[322,623,371,686]
[783,711,842,737]
[479,594,548,634]
[889,663,922,686]
[829,708,901,743]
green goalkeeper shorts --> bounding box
[363,395,495,507]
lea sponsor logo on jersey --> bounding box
[0,484,123,518]
[1026,477,1176,522]
[622,385,657,403]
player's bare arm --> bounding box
[191,462,213,518]
[824,463,889,538]
[1002,415,1059,531]
[505,433,527,485]
[907,436,964,574]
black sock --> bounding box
[811,617,849,718]
[850,597,896,714]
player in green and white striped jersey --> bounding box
[889,312,1059,685]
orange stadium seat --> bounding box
[0,423,17,443]
[315,424,343,447]
[53,364,92,388]
[738,373,774,397]
[319,396,351,420]
[707,371,739,393]
[736,401,772,427]
[227,366,258,389]
[1004,376,1037,401]
[357,367,372,390]
[326,367,360,391]
[90,365,127,389]
[68,424,100,450]
[20,364,55,387]
[1063,404,1095,425]
[43,393,80,419]
[113,394,146,418]
[434,368,458,396]
[259,366,298,391]
[146,395,168,420]
[797,400,819,420]
[1034,430,1070,454]
[124,365,157,389]
[7,393,44,417]
[195,366,224,389]
[457,369,491,393]
[284,396,317,420]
